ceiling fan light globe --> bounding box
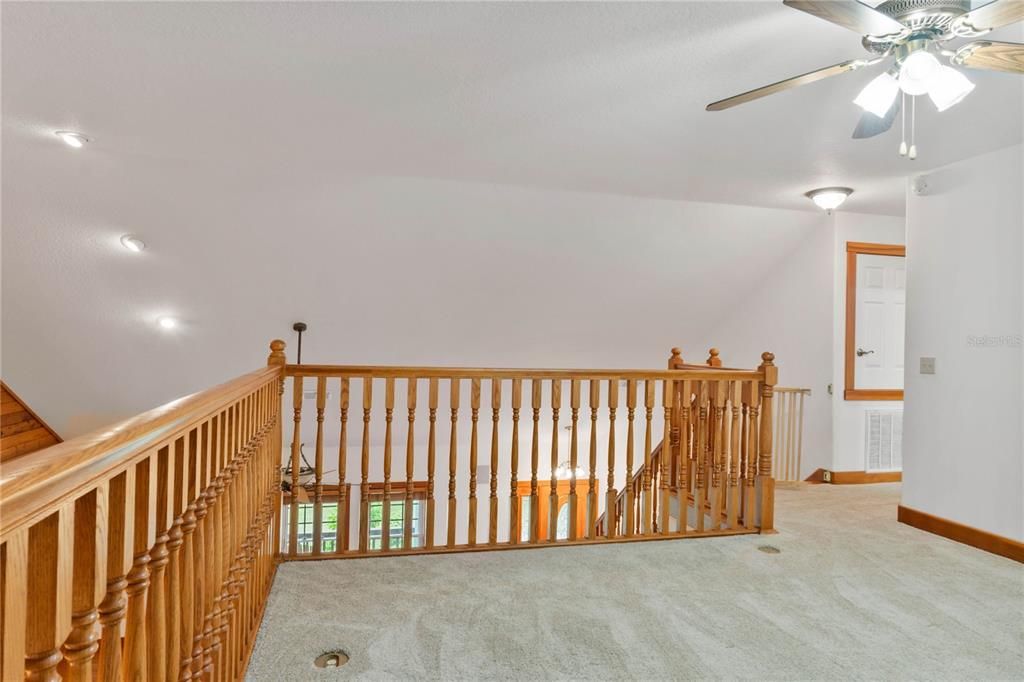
[898,51,941,95]
[854,72,900,118]
[928,66,975,112]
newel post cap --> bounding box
[268,339,287,366]
[759,351,777,385]
[668,347,684,369]
[706,348,721,367]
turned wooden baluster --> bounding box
[728,382,742,529]
[24,505,73,682]
[97,470,132,682]
[711,383,727,530]
[586,380,599,539]
[164,439,186,682]
[548,379,561,542]
[405,379,417,550]
[694,383,708,533]
[144,448,170,682]
[177,429,201,681]
[624,380,637,537]
[568,379,580,541]
[529,380,542,544]
[336,378,350,555]
[446,379,460,548]
[659,380,673,536]
[488,379,501,545]
[641,380,655,535]
[356,380,372,554]
[745,381,760,531]
[124,456,153,682]
[313,377,327,555]
[197,413,221,679]
[606,379,619,539]
[758,353,777,531]
[426,378,438,549]
[381,378,396,553]
[508,379,522,545]
[288,377,302,556]
[468,378,481,547]
[676,380,691,535]
[2,526,29,680]
[60,486,107,682]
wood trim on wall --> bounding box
[898,505,1024,564]
[844,242,906,402]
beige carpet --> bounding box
[247,484,1024,680]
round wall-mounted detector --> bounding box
[911,175,930,196]
[55,131,90,148]
[120,235,146,252]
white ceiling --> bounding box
[4,2,1021,216]
[1,1,1021,437]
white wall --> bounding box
[703,222,834,478]
[902,144,1023,541]
[830,212,906,472]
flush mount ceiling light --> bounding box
[805,187,853,213]
[120,235,146,253]
[706,0,1022,160]
[55,131,89,148]
[157,316,178,330]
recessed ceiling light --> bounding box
[157,316,178,330]
[805,187,853,212]
[120,235,146,253]
[55,131,89,148]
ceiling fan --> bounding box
[706,0,1024,158]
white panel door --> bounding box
[855,254,905,390]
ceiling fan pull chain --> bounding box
[898,91,908,157]
[908,96,918,160]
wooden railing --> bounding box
[280,344,778,559]
[0,364,282,681]
[0,340,778,679]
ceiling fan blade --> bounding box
[783,0,908,37]
[953,40,1024,74]
[852,98,899,139]
[706,59,869,111]
[953,0,1024,33]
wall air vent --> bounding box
[865,409,903,471]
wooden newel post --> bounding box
[668,347,685,369]
[706,348,722,367]
[757,352,777,532]
[267,340,286,559]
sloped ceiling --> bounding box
[2,2,1021,437]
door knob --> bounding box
[856,348,875,357]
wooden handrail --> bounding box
[285,364,763,381]
[0,366,279,539]
[0,347,284,681]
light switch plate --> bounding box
[920,357,936,374]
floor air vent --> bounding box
[865,409,902,472]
